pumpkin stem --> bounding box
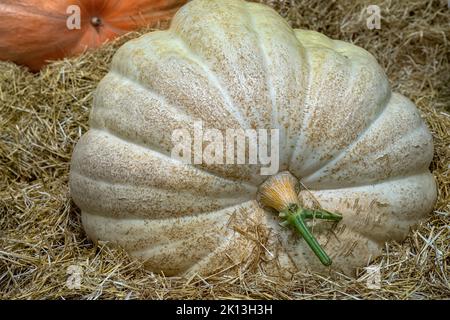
[283,205,336,266]
[301,208,343,221]
[258,172,342,266]
[91,17,102,27]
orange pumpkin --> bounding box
[0,0,186,71]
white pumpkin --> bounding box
[70,0,437,276]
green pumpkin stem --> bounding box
[283,205,339,266]
[301,208,343,221]
[258,172,343,266]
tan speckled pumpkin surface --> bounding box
[69,0,437,276]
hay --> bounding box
[1,0,449,299]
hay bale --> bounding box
[0,0,449,299]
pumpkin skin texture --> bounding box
[0,0,186,71]
[69,0,437,276]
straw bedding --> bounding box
[1,0,449,299]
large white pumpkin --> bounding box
[70,0,437,276]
